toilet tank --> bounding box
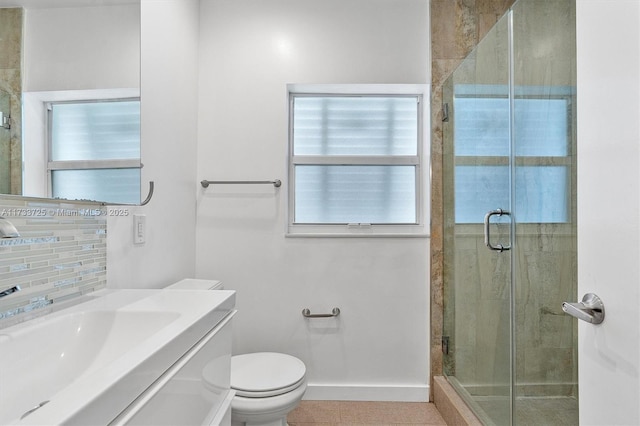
[165,278,224,290]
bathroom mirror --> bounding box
[0,0,141,205]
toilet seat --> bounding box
[231,352,306,398]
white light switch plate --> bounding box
[134,214,146,244]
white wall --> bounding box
[195,0,431,401]
[16,1,198,289]
[576,0,640,423]
[23,4,140,92]
[21,3,140,197]
[107,0,200,289]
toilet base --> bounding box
[230,377,306,426]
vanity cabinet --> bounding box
[110,311,235,426]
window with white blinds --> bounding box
[48,99,141,204]
[288,92,426,236]
[453,92,572,224]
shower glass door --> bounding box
[0,89,10,194]
[511,0,577,423]
[442,10,513,425]
[442,0,577,424]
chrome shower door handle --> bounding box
[562,293,605,324]
[484,208,511,252]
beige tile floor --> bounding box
[287,401,447,426]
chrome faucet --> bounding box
[0,216,20,238]
[0,285,21,299]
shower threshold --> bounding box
[443,376,578,426]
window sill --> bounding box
[285,233,430,238]
[287,223,429,238]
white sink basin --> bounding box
[0,289,235,425]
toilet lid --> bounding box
[231,352,306,398]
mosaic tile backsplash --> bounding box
[0,197,107,318]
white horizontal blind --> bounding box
[51,169,141,204]
[51,101,140,161]
[295,165,416,224]
[48,99,140,204]
[291,95,420,226]
[455,165,569,223]
[294,96,417,156]
[454,97,569,157]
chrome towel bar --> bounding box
[302,307,341,318]
[201,179,282,188]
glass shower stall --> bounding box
[0,89,11,194]
[441,0,577,424]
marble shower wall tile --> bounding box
[0,8,23,195]
[430,0,519,396]
[450,231,577,392]
[0,9,22,70]
[431,0,478,61]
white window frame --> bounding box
[22,88,140,199]
[286,84,430,237]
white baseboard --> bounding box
[303,383,429,402]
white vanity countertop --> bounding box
[0,288,235,425]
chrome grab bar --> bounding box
[201,179,282,188]
[562,293,605,324]
[140,181,154,206]
[484,208,511,252]
[104,180,154,206]
[302,307,340,318]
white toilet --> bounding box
[230,352,307,426]
[166,279,307,426]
